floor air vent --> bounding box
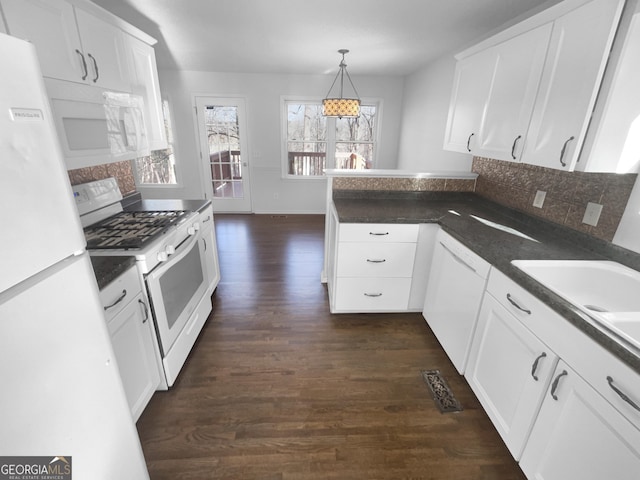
[421,370,463,413]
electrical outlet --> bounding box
[582,202,603,226]
[533,190,546,208]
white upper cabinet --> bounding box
[1,0,84,84]
[126,34,167,151]
[475,24,552,162]
[443,0,625,171]
[521,0,625,171]
[443,48,496,154]
[2,0,131,91]
[579,5,640,174]
[74,7,131,91]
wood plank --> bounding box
[136,214,526,479]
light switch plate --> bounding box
[533,190,546,208]
[582,202,603,226]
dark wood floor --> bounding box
[136,214,526,480]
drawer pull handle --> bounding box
[511,135,522,160]
[76,49,88,80]
[366,259,386,263]
[364,292,383,297]
[104,289,127,311]
[531,352,547,381]
[466,133,474,152]
[138,299,149,323]
[550,370,568,400]
[559,136,575,167]
[87,53,99,82]
[507,293,531,315]
[369,232,389,236]
[607,376,640,412]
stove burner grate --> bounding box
[84,210,188,250]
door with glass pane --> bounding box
[195,96,252,212]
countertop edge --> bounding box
[331,192,640,373]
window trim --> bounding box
[281,96,380,179]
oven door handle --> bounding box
[148,231,200,279]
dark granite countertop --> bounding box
[332,190,640,373]
[90,255,136,291]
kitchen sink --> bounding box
[511,260,640,350]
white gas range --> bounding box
[74,177,220,389]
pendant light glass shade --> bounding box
[323,49,361,118]
[322,98,361,117]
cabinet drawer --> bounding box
[486,268,560,346]
[337,242,416,277]
[100,266,141,323]
[339,223,419,243]
[333,277,411,312]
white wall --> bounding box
[142,69,404,214]
[397,54,473,172]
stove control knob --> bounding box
[188,226,196,235]
[166,245,176,255]
[157,251,169,262]
[192,222,200,231]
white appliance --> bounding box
[0,34,149,479]
[45,77,149,169]
[422,229,491,374]
[74,178,213,389]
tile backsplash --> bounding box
[67,160,136,195]
[332,176,476,192]
[472,157,637,241]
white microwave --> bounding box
[45,78,149,170]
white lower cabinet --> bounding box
[101,266,161,421]
[470,268,640,479]
[519,360,640,480]
[466,292,559,460]
[329,222,420,313]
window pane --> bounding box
[287,104,326,141]
[134,100,177,184]
[286,103,327,176]
[335,143,373,169]
[336,105,377,142]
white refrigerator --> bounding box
[0,33,149,479]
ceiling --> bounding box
[91,0,560,76]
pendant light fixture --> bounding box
[322,49,361,118]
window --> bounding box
[133,100,178,185]
[283,99,378,177]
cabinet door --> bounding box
[75,8,130,91]
[475,23,552,162]
[127,34,167,151]
[520,361,640,480]
[1,0,84,82]
[465,293,558,460]
[108,293,161,421]
[443,48,496,154]
[200,211,221,295]
[521,0,624,171]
